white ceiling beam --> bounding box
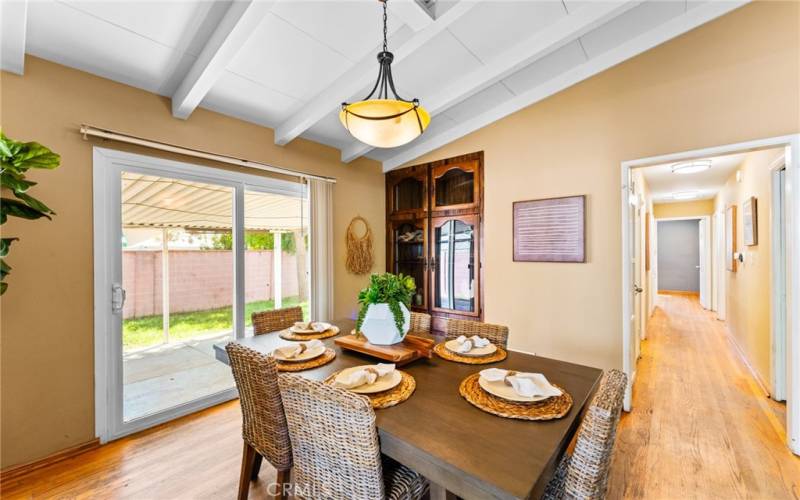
[1,0,28,75]
[341,0,643,163]
[388,0,434,31]
[171,0,273,120]
[273,0,478,147]
[381,0,750,171]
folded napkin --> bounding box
[311,322,332,333]
[334,363,395,389]
[479,368,562,398]
[275,340,323,359]
[454,335,490,353]
[294,321,312,330]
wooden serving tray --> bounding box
[335,334,434,366]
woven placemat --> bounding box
[459,373,572,420]
[276,348,336,372]
[433,343,508,364]
[279,326,340,341]
[324,370,416,409]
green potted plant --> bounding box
[356,273,416,345]
[0,132,61,294]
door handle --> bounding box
[111,283,126,314]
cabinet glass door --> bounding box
[432,162,479,212]
[394,176,425,212]
[392,220,427,309]
[432,215,479,315]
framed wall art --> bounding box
[513,195,585,263]
[725,205,737,272]
[743,196,758,246]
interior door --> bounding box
[430,214,480,317]
[699,218,709,309]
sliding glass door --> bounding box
[95,148,307,441]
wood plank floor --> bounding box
[608,293,800,499]
[3,293,799,499]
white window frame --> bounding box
[93,147,306,442]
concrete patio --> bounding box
[123,331,238,421]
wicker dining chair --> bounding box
[541,369,628,500]
[226,343,292,500]
[445,318,509,348]
[278,373,429,500]
[409,312,431,334]
[251,306,304,335]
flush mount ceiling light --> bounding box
[671,159,712,175]
[339,0,430,148]
[672,191,700,200]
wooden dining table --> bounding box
[213,319,603,500]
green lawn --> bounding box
[123,297,309,350]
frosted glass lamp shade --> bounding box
[340,99,431,148]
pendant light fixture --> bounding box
[339,0,430,148]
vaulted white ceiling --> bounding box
[2,0,748,171]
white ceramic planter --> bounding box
[360,303,410,345]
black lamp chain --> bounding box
[341,0,425,135]
[382,0,388,53]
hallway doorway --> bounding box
[621,134,800,455]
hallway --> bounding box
[608,293,800,499]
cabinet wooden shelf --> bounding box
[385,152,484,332]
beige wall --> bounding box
[714,148,782,390]
[654,199,716,218]
[398,2,799,370]
[0,56,385,468]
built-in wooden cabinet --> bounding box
[386,152,484,332]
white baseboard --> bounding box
[725,330,772,398]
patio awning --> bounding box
[122,172,306,231]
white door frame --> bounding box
[713,210,726,319]
[771,155,788,401]
[620,134,800,455]
[93,148,304,442]
[652,215,712,307]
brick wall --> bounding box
[122,250,301,319]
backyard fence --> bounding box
[122,250,301,319]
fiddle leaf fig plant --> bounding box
[0,131,61,294]
[356,272,416,334]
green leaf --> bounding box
[13,191,55,215]
[0,238,18,257]
[0,133,14,158]
[1,172,36,192]
[0,281,7,295]
[1,197,52,223]
[0,258,10,278]
[13,141,61,171]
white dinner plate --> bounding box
[335,366,402,394]
[478,375,559,403]
[289,324,338,335]
[444,339,497,357]
[272,343,326,362]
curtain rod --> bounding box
[79,124,337,184]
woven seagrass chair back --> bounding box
[444,319,509,348]
[409,312,432,334]
[225,342,292,471]
[564,368,627,499]
[278,373,385,499]
[251,306,303,335]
